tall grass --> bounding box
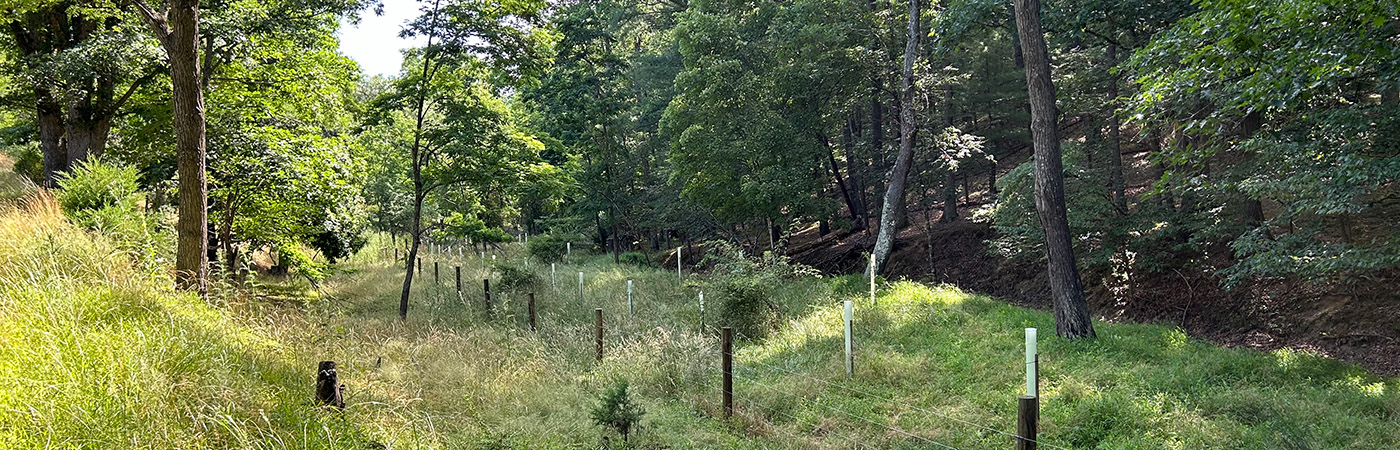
[0,194,372,449]
[4,209,1397,449]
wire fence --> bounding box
[391,242,1070,449]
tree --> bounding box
[1012,0,1094,338]
[129,0,208,293]
[381,0,552,319]
[1,2,161,186]
[870,0,921,275]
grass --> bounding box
[1,197,1397,448]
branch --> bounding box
[126,0,172,45]
[110,68,161,114]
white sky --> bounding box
[336,1,427,78]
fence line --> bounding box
[734,332,1069,450]
[731,370,959,450]
[403,245,1055,449]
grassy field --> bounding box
[1,195,1398,449]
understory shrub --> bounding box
[702,240,820,338]
[55,160,170,269]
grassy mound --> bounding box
[0,195,370,448]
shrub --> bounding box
[55,159,141,214]
[590,379,644,444]
[12,145,43,185]
[618,251,653,267]
[55,160,169,269]
[491,261,539,290]
[702,240,820,338]
[526,233,584,262]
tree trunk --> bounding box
[1106,44,1126,212]
[941,170,959,222]
[867,89,883,231]
[163,0,209,295]
[400,193,422,319]
[399,0,443,319]
[871,0,921,275]
[1013,0,1095,339]
[36,92,66,188]
[940,88,959,223]
[830,130,864,230]
[1238,110,1264,226]
[220,194,237,276]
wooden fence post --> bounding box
[315,361,344,409]
[528,292,536,331]
[721,327,733,419]
[455,266,461,292]
[434,262,439,283]
[483,279,492,314]
[1017,395,1038,450]
[594,308,604,361]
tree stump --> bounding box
[316,361,344,409]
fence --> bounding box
[354,242,1071,449]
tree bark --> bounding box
[398,0,442,320]
[36,92,67,188]
[867,89,883,231]
[941,88,959,223]
[169,1,209,294]
[829,130,864,230]
[871,0,921,275]
[132,0,209,294]
[1013,0,1095,338]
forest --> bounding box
[1,0,1398,448]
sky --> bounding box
[336,1,426,78]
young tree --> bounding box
[129,0,208,293]
[387,0,551,320]
[1012,0,1094,338]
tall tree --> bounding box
[130,0,208,294]
[1013,0,1094,338]
[870,0,920,275]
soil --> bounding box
[787,213,1400,377]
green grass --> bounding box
[2,200,1397,448]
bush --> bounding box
[618,251,653,267]
[55,160,141,214]
[12,145,43,185]
[491,261,539,290]
[590,379,644,444]
[526,233,584,262]
[55,160,169,268]
[702,240,820,338]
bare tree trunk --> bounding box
[941,170,959,222]
[941,88,959,223]
[867,90,882,231]
[1013,0,1095,338]
[400,193,422,319]
[871,0,921,275]
[220,194,237,276]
